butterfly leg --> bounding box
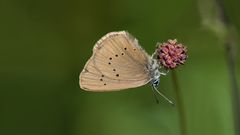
[159,69,169,76]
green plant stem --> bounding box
[225,32,240,135]
[171,70,187,135]
[215,0,240,135]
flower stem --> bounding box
[171,70,187,135]
[215,0,240,135]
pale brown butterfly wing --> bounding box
[80,31,151,91]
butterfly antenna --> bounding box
[151,86,159,104]
[152,86,175,106]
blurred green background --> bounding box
[0,0,240,135]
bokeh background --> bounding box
[0,0,240,135]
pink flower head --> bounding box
[156,39,188,69]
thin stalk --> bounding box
[215,0,240,135]
[171,70,187,135]
[225,33,240,135]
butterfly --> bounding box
[79,31,173,104]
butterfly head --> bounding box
[149,59,174,105]
[151,77,160,88]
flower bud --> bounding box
[156,39,188,69]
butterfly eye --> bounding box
[152,79,159,86]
